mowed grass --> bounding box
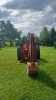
[0,46,56,100]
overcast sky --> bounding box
[0,0,56,36]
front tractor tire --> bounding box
[17,46,21,60]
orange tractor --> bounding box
[17,33,40,74]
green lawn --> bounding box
[0,46,56,100]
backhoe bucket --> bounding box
[27,62,38,74]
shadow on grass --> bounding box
[21,58,30,64]
[40,58,48,63]
[29,68,56,90]
[38,58,48,66]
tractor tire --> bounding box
[17,46,21,60]
[36,46,40,60]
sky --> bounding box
[0,0,56,37]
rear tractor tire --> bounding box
[17,46,21,60]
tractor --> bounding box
[17,33,40,74]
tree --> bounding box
[50,27,56,45]
[27,32,30,39]
[36,36,41,45]
[21,36,27,44]
[39,27,51,46]
[6,20,22,44]
[54,36,56,41]
[0,20,6,38]
[0,20,22,46]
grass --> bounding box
[0,46,56,100]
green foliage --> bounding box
[10,40,13,46]
[39,27,56,46]
[39,27,52,46]
[54,36,56,41]
[50,27,56,45]
[0,20,6,37]
[21,36,27,44]
[36,36,41,45]
[0,20,56,46]
[27,32,30,39]
[0,47,56,100]
[0,20,22,46]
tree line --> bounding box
[39,27,56,46]
[0,20,56,46]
